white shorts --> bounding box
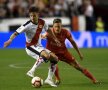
[25,45,51,60]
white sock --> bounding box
[47,63,56,80]
[30,57,44,73]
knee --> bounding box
[74,65,84,72]
[40,51,58,64]
[70,61,83,72]
[49,53,58,64]
[40,51,50,63]
[75,66,83,72]
[50,58,58,64]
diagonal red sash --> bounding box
[26,19,45,47]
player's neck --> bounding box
[54,32,61,35]
[31,20,38,25]
[53,29,61,35]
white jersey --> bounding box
[16,19,48,47]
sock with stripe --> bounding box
[47,63,56,80]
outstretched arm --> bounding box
[4,32,19,48]
[68,36,83,60]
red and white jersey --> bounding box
[16,19,48,47]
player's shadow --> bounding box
[41,81,108,88]
[42,84,57,88]
[62,82,104,87]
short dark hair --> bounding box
[29,6,39,13]
[53,18,62,24]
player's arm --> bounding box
[68,34,83,60]
[4,31,19,48]
[4,23,27,48]
[41,32,48,39]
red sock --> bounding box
[55,65,60,81]
[83,69,97,82]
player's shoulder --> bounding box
[61,28,71,37]
[38,18,45,23]
[23,20,31,26]
[39,18,45,21]
[61,28,69,33]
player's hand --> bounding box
[4,39,12,48]
[55,39,61,47]
[79,53,83,60]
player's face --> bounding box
[29,12,39,24]
[53,23,62,34]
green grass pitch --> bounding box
[0,48,108,90]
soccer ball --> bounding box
[31,76,43,88]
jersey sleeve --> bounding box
[16,25,27,34]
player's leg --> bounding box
[54,54,63,85]
[64,51,99,84]
[40,50,58,87]
[71,60,99,84]
[40,51,58,79]
[41,51,57,80]
[26,57,44,77]
[26,46,45,77]
[26,46,58,87]
[54,65,61,85]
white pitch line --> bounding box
[9,63,108,71]
[9,62,48,69]
[9,63,30,68]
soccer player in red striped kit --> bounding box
[3,6,61,87]
[41,18,100,85]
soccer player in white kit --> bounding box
[4,6,60,87]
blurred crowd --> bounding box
[0,0,94,18]
[0,0,105,32]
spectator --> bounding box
[83,0,95,31]
[0,0,10,18]
[67,0,79,31]
[53,0,68,17]
[96,16,104,32]
[27,0,34,8]
[7,0,27,18]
